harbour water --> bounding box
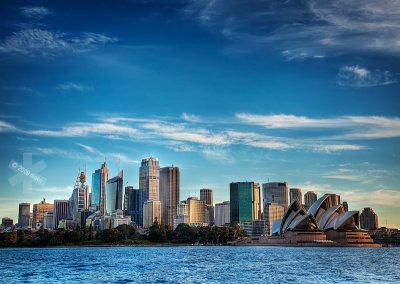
[0,246,399,283]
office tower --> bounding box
[43,212,54,229]
[18,203,30,228]
[264,203,285,236]
[53,200,71,229]
[33,198,54,229]
[342,201,349,212]
[205,205,215,226]
[304,191,318,210]
[173,201,190,229]
[230,182,261,223]
[187,197,207,225]
[139,157,160,226]
[159,166,180,227]
[200,188,213,206]
[215,201,230,226]
[124,186,140,224]
[262,182,288,211]
[1,217,13,228]
[94,162,109,217]
[71,171,90,223]
[200,188,214,226]
[360,208,379,230]
[328,194,340,206]
[105,171,124,215]
[92,171,101,209]
[143,200,161,228]
[289,188,302,205]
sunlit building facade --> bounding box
[139,157,160,226]
[159,166,180,227]
[215,201,230,226]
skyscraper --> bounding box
[53,199,71,229]
[200,188,214,226]
[187,197,207,225]
[91,171,101,209]
[215,201,230,226]
[124,186,140,224]
[18,202,30,228]
[143,200,161,228]
[33,198,54,229]
[262,182,288,211]
[304,191,318,210]
[230,182,261,223]
[328,194,341,206]
[360,207,379,230]
[139,157,160,226]
[159,166,180,227]
[200,188,213,206]
[289,188,302,205]
[71,171,90,223]
[105,171,124,215]
[96,162,109,217]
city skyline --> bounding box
[0,1,399,228]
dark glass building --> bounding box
[230,182,261,223]
[124,186,140,224]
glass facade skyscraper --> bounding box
[105,171,123,215]
[91,171,101,208]
[230,182,261,223]
[262,182,289,211]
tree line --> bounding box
[0,221,246,247]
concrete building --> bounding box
[18,202,30,228]
[1,217,13,229]
[139,157,160,226]
[329,194,341,206]
[93,162,109,217]
[143,200,161,228]
[159,166,180,227]
[124,186,140,224]
[111,209,131,228]
[215,201,230,226]
[342,201,349,212]
[173,201,190,229]
[289,188,302,206]
[304,191,317,210]
[105,171,124,216]
[262,182,288,211]
[200,188,213,206]
[43,212,54,229]
[230,182,261,224]
[360,207,379,230]
[53,199,71,229]
[33,198,54,229]
[71,171,90,223]
[200,188,214,226]
[264,202,285,236]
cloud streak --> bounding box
[338,65,397,87]
[20,6,52,20]
[0,29,117,57]
[186,0,400,59]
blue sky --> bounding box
[0,0,399,227]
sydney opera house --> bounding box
[243,194,379,247]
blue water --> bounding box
[0,246,399,283]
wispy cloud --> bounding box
[338,65,397,87]
[181,112,200,123]
[0,29,117,57]
[236,113,400,140]
[3,111,399,157]
[56,82,92,92]
[20,6,52,20]
[186,0,400,59]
